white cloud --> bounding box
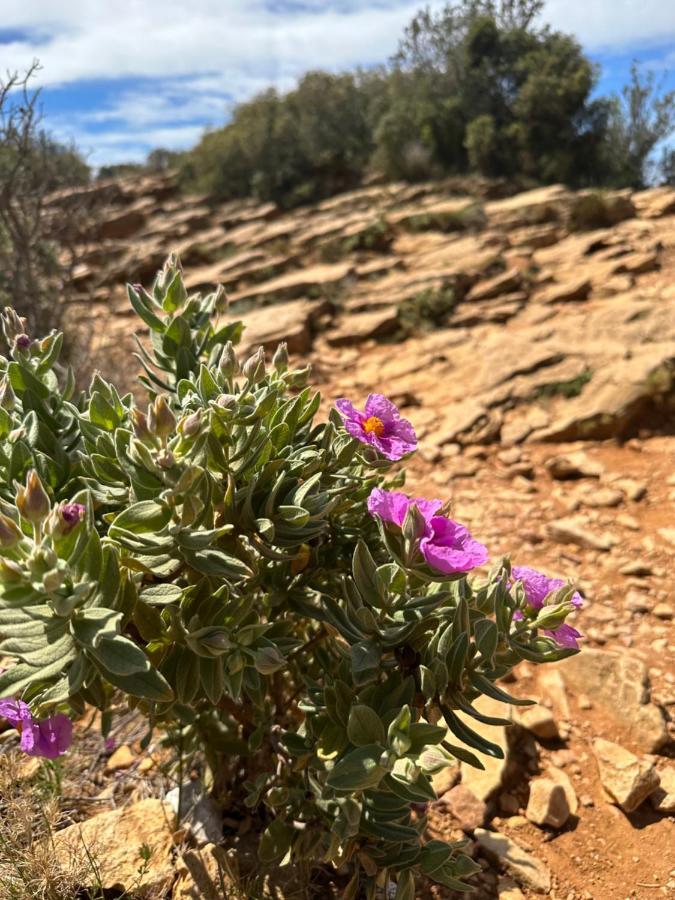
[2,0,674,165]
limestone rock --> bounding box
[650,767,675,813]
[498,876,527,899]
[104,743,135,774]
[557,649,668,752]
[238,298,331,355]
[53,799,176,897]
[440,783,487,831]
[537,277,591,304]
[546,516,615,551]
[327,307,398,345]
[516,704,558,741]
[545,765,579,816]
[474,828,551,894]
[545,451,604,480]
[593,738,660,813]
[526,778,570,828]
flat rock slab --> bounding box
[556,649,668,753]
[474,827,551,894]
[53,798,177,897]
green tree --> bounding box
[603,64,675,188]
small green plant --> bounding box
[397,283,460,334]
[0,256,582,898]
[400,202,485,234]
[533,368,593,400]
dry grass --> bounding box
[0,751,93,899]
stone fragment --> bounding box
[53,799,176,897]
[546,516,615,551]
[545,451,604,480]
[474,828,551,894]
[516,704,558,741]
[174,843,234,899]
[526,778,570,828]
[536,668,570,720]
[167,781,222,846]
[326,307,399,345]
[579,487,623,508]
[467,268,522,301]
[557,649,668,752]
[593,738,660,813]
[498,876,526,899]
[545,764,579,815]
[619,561,653,577]
[440,783,487,831]
[652,602,673,620]
[650,767,675,813]
[537,277,591,304]
[104,743,135,773]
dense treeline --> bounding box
[179,0,675,208]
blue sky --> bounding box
[1,1,674,168]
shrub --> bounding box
[0,256,583,897]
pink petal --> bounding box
[367,488,412,526]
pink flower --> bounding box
[368,488,489,575]
[511,565,583,649]
[0,698,72,759]
[335,395,417,461]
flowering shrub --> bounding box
[0,257,582,897]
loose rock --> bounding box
[440,783,487,831]
[526,778,570,828]
[593,738,660,812]
[474,827,551,894]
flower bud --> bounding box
[219,342,239,378]
[216,393,236,410]
[13,334,34,355]
[147,395,176,442]
[213,284,228,314]
[242,347,265,384]
[178,409,202,438]
[1,308,27,343]
[0,376,16,411]
[46,502,85,538]
[532,602,576,631]
[0,513,22,548]
[131,408,152,442]
[272,342,289,374]
[16,470,50,525]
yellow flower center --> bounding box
[363,416,385,437]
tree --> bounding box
[603,64,675,188]
[0,64,90,336]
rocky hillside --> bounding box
[35,174,675,899]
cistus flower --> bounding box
[368,488,489,574]
[511,565,583,649]
[335,395,417,461]
[0,698,72,759]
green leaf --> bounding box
[96,663,174,702]
[347,705,386,747]
[394,870,415,900]
[326,744,388,792]
[110,501,172,535]
[350,640,381,685]
[259,819,293,865]
[89,635,151,676]
[387,704,412,756]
